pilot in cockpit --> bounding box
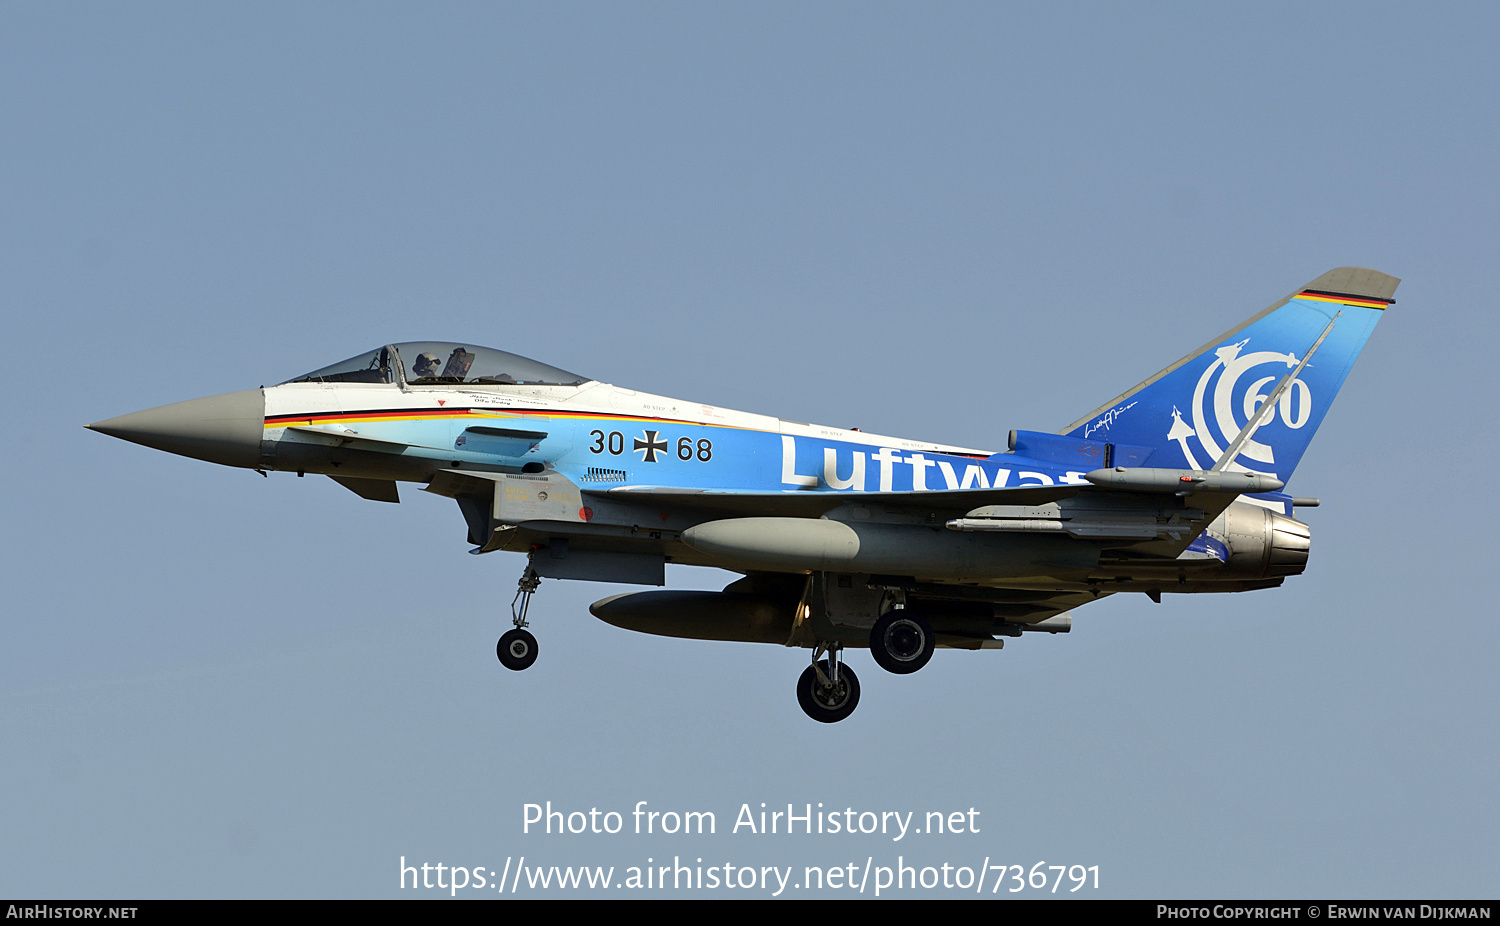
[411,352,443,380]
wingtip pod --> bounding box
[1061,267,1399,485]
[1083,467,1283,494]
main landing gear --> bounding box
[868,608,935,675]
[797,642,860,723]
[497,564,540,671]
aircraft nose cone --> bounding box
[88,389,266,469]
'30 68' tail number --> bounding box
[590,429,712,464]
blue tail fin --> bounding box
[1061,267,1399,486]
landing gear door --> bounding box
[813,572,888,634]
[493,472,588,526]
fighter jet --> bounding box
[89,267,1397,722]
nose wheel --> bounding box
[797,643,860,723]
[497,628,538,671]
[497,563,542,671]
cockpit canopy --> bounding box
[286,343,588,387]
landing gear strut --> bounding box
[497,564,540,671]
[797,642,860,723]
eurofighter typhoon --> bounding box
[89,267,1397,722]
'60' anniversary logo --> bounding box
[1167,338,1312,473]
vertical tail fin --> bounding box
[1062,267,1399,485]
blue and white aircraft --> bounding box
[89,267,1397,722]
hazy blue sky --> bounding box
[3,2,1496,898]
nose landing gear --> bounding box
[497,564,541,671]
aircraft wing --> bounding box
[596,472,1269,560]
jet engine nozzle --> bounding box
[1265,512,1312,576]
[1216,503,1312,578]
[88,389,266,469]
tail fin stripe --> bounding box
[1297,290,1392,309]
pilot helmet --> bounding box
[413,352,441,376]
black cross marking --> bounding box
[634,430,669,463]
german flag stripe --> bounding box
[1295,290,1392,309]
[265,406,732,430]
